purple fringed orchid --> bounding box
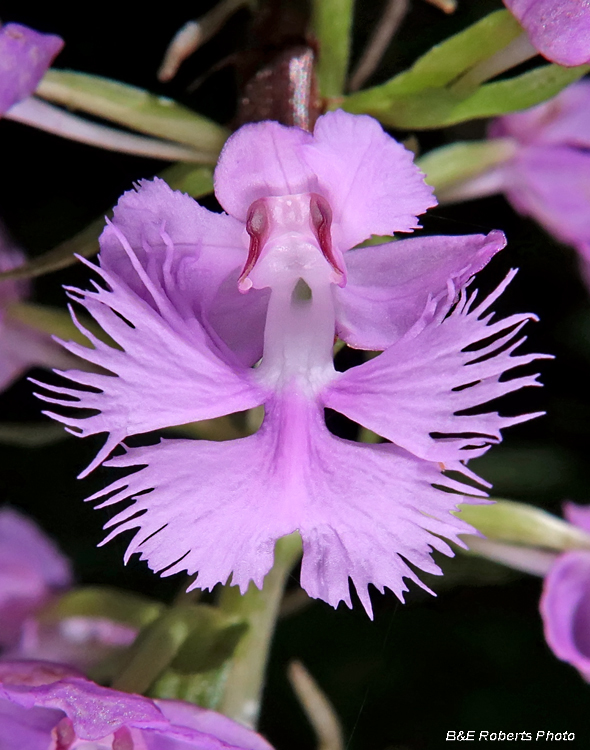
[0,22,62,116]
[36,110,546,615]
[541,503,590,681]
[489,81,590,289]
[503,0,590,66]
[0,660,274,749]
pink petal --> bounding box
[89,393,482,617]
[563,502,590,535]
[33,253,266,478]
[503,145,590,251]
[325,271,549,464]
[214,121,316,221]
[540,551,590,681]
[213,111,435,251]
[1,674,167,740]
[491,81,590,149]
[335,230,506,350]
[0,699,62,750]
[0,23,63,116]
[100,178,268,367]
[0,661,274,748]
[155,700,274,750]
[302,110,436,250]
[504,0,590,66]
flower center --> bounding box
[238,193,345,293]
[241,194,342,395]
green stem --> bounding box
[218,533,302,728]
[112,608,194,694]
[310,0,355,97]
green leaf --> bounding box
[171,609,248,673]
[0,423,68,447]
[341,6,590,129]
[113,607,195,694]
[114,604,248,698]
[343,10,522,112]
[417,138,517,194]
[6,301,113,347]
[443,62,590,124]
[159,163,214,198]
[0,214,105,281]
[150,664,232,710]
[456,499,590,552]
[37,71,229,156]
[310,0,355,97]
[41,586,164,629]
[345,62,589,129]
[356,234,396,248]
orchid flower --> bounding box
[458,499,590,682]
[541,503,590,682]
[35,110,547,616]
[0,22,62,116]
[490,81,590,289]
[0,660,273,749]
[431,82,590,292]
[1,21,216,162]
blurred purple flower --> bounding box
[541,503,590,681]
[0,508,72,650]
[503,1,590,66]
[0,22,62,116]
[0,507,137,672]
[36,110,546,615]
[490,81,590,288]
[0,659,274,749]
[0,226,78,390]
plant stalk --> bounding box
[218,533,302,728]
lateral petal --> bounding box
[335,230,506,350]
[325,271,549,464]
[100,178,268,366]
[33,255,264,478]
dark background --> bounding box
[0,1,589,747]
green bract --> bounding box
[37,70,229,156]
[457,500,590,552]
[417,138,517,198]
